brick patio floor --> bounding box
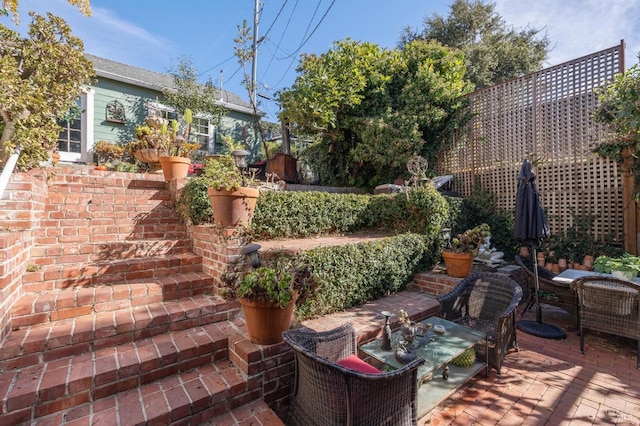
[302,290,640,426]
[421,303,640,426]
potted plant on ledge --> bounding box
[157,109,201,182]
[201,154,259,229]
[441,223,491,278]
[224,257,315,345]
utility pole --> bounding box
[251,0,259,108]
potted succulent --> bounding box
[442,223,491,278]
[593,253,640,281]
[201,154,259,228]
[224,257,315,345]
[157,109,201,182]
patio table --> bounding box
[552,268,640,284]
[360,316,487,418]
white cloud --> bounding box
[6,0,176,73]
[494,0,640,69]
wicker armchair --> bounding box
[437,272,523,376]
[515,255,577,321]
[282,323,424,426]
[570,276,640,369]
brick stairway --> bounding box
[0,167,282,425]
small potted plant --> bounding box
[593,253,640,281]
[93,140,125,170]
[441,223,490,278]
[200,154,260,228]
[157,109,201,181]
[224,257,315,345]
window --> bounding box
[57,97,82,153]
[190,117,210,149]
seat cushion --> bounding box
[337,355,382,374]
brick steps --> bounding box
[29,239,193,264]
[0,328,251,425]
[0,167,283,425]
[22,253,204,292]
[12,272,216,328]
[0,294,241,371]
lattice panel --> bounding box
[438,43,624,243]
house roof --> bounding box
[85,54,262,116]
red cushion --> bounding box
[337,355,382,374]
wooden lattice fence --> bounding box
[437,42,630,250]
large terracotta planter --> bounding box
[159,155,191,182]
[442,251,474,278]
[133,148,163,173]
[239,295,297,345]
[207,187,259,228]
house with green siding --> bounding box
[57,54,263,164]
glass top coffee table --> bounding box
[360,316,487,417]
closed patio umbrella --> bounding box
[513,159,566,339]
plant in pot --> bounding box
[93,140,125,170]
[224,256,315,345]
[441,223,490,278]
[200,153,260,229]
[157,109,201,182]
[593,253,640,281]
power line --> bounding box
[198,55,237,77]
[260,0,299,79]
[277,0,336,60]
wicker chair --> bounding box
[282,323,424,426]
[570,276,640,369]
[437,272,523,376]
[515,255,577,321]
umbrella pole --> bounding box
[532,247,542,324]
[515,246,566,339]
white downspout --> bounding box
[0,147,21,201]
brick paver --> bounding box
[420,303,640,425]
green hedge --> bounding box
[177,182,450,319]
[295,233,440,320]
[252,185,449,239]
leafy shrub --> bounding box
[177,182,450,241]
[295,233,439,319]
[444,186,517,260]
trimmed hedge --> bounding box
[252,185,449,240]
[177,182,450,319]
[295,233,440,320]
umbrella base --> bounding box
[516,320,566,340]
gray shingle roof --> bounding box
[85,53,260,115]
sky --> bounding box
[5,0,640,122]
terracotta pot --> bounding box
[159,155,191,182]
[95,165,107,171]
[208,187,260,229]
[441,251,474,278]
[551,263,561,274]
[133,148,163,173]
[582,255,594,269]
[239,294,297,345]
[558,258,567,271]
[51,152,60,165]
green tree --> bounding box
[0,12,95,169]
[400,0,550,89]
[1,0,90,23]
[279,38,472,188]
[162,55,226,125]
[592,64,640,196]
